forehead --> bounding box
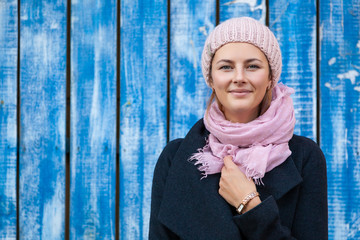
[212,42,267,62]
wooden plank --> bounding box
[19,0,67,239]
[169,0,216,140]
[70,1,117,239]
[269,0,317,140]
[119,0,167,239]
[320,0,360,239]
[0,1,18,239]
[219,0,266,23]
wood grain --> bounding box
[70,1,117,239]
[320,0,360,239]
[219,0,266,23]
[269,0,317,140]
[0,1,18,239]
[169,0,216,140]
[119,0,167,239]
[19,0,67,238]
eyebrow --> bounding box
[215,58,263,65]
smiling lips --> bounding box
[228,89,252,97]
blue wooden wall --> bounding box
[0,0,359,239]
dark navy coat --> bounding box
[149,119,328,240]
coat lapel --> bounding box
[158,120,241,239]
[257,155,303,201]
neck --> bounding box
[222,107,260,123]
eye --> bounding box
[219,65,232,70]
[247,64,260,69]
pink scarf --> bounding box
[190,83,296,184]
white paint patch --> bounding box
[41,179,64,240]
[223,0,262,11]
[325,82,342,91]
[90,28,102,148]
[353,65,360,71]
[357,40,360,52]
[50,22,59,29]
[33,33,50,74]
[331,115,348,169]
[20,14,28,20]
[344,128,348,167]
[348,215,360,238]
[190,40,197,69]
[329,2,333,25]
[337,70,359,85]
[172,25,197,68]
[331,197,348,239]
[319,23,323,43]
[199,26,207,36]
[354,86,360,102]
[328,57,336,66]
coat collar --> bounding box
[158,119,303,239]
[257,154,303,200]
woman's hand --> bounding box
[218,156,261,213]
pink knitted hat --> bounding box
[201,17,282,87]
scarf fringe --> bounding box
[188,143,211,179]
[245,167,264,185]
[190,143,265,185]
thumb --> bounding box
[223,155,234,166]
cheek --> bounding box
[212,72,231,89]
[252,73,271,89]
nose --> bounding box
[233,67,246,84]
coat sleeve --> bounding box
[148,139,183,240]
[232,141,328,240]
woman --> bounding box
[149,17,328,240]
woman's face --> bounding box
[210,42,271,123]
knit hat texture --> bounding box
[201,17,282,87]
